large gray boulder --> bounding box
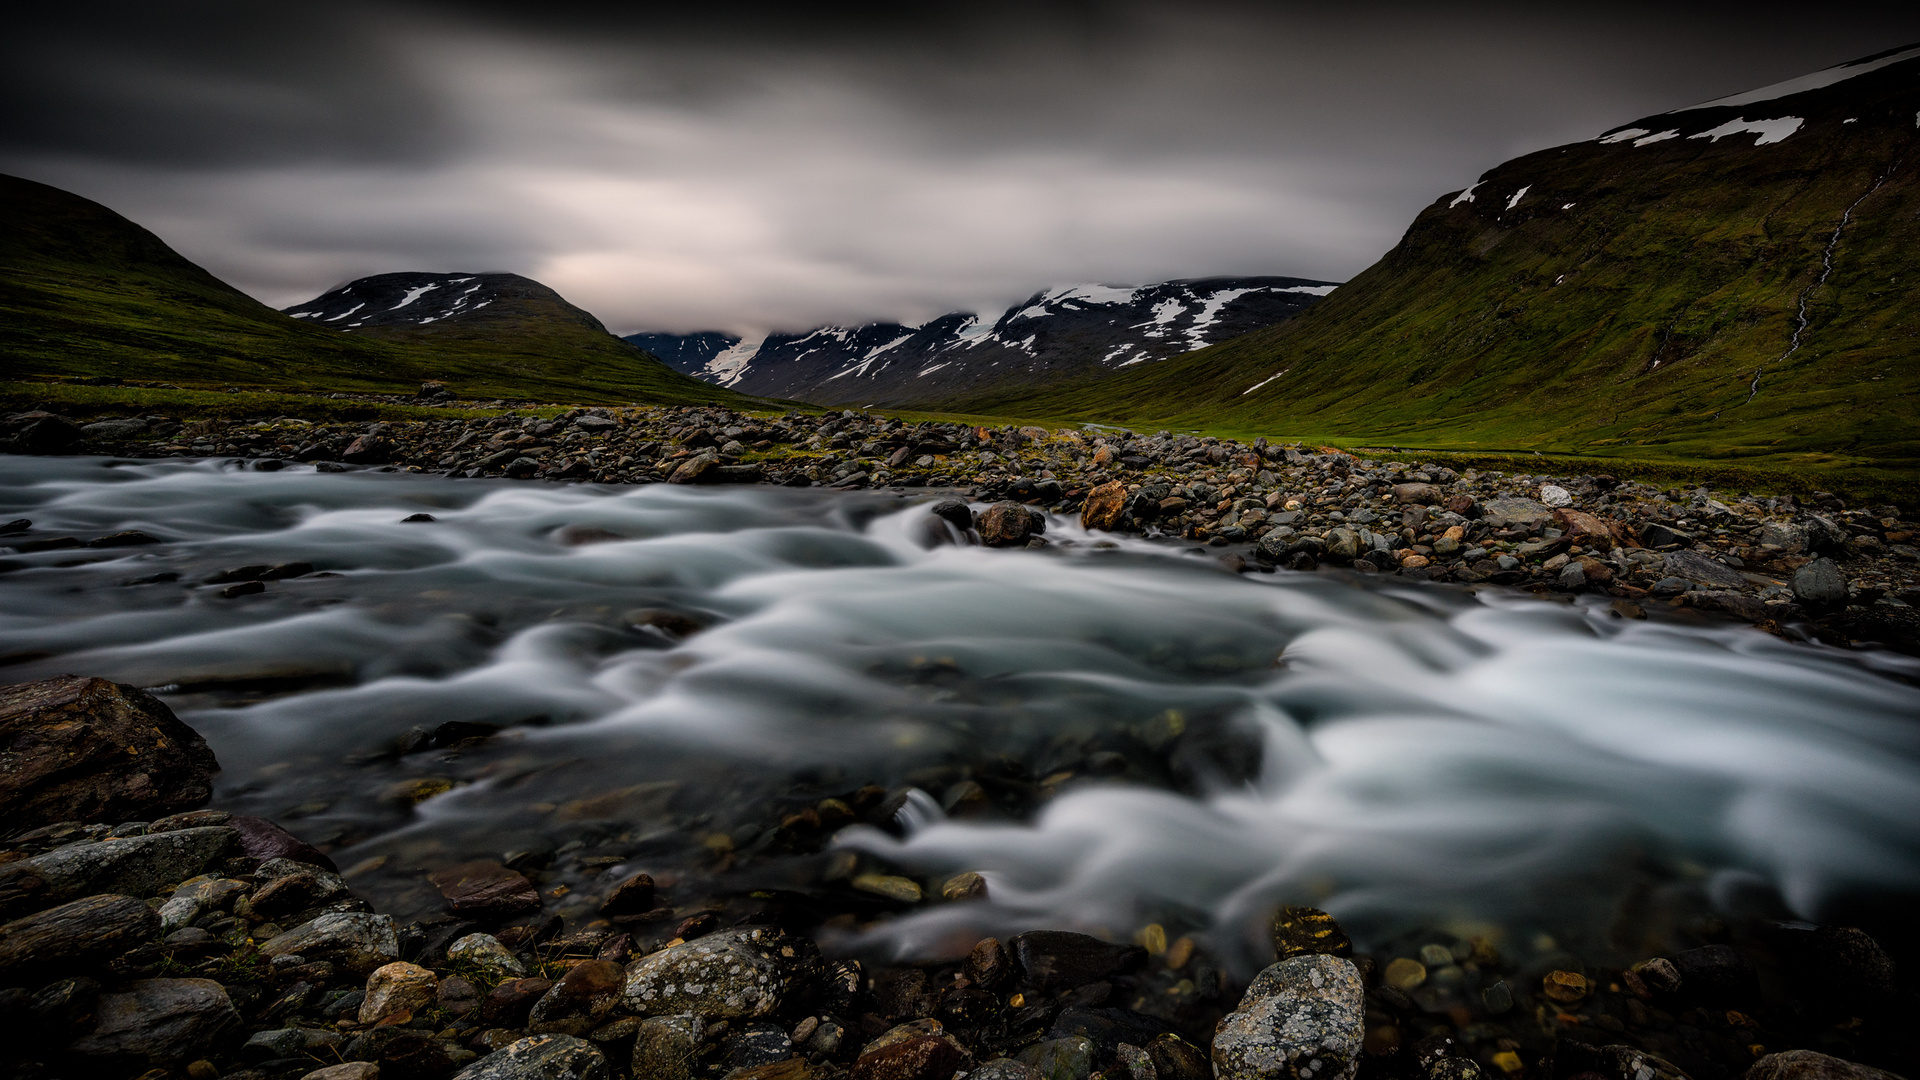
[0,893,159,980]
[23,826,237,905]
[622,927,793,1018]
[1211,955,1365,1080]
[259,911,399,975]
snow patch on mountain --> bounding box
[1688,116,1805,146]
[1674,44,1920,113]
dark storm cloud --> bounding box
[6,2,1920,333]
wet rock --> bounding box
[1271,906,1352,960]
[1552,508,1617,550]
[1211,955,1364,1080]
[0,675,219,831]
[624,926,800,1018]
[430,860,541,918]
[0,893,159,980]
[228,810,337,868]
[437,974,481,1018]
[1636,957,1682,994]
[69,978,242,1065]
[633,1014,706,1080]
[721,1020,794,1069]
[967,936,1016,991]
[941,872,988,901]
[530,958,626,1035]
[1018,1038,1095,1080]
[3,412,84,453]
[1690,590,1770,622]
[88,530,164,547]
[1012,930,1147,992]
[852,872,923,903]
[1082,482,1128,531]
[1663,550,1747,589]
[1324,528,1363,563]
[1050,1007,1176,1060]
[251,858,350,916]
[360,960,439,1025]
[854,1034,972,1080]
[259,911,400,975]
[342,435,392,464]
[458,1033,608,1080]
[1792,557,1848,610]
[929,499,974,533]
[483,976,555,1027]
[21,825,236,905]
[1668,944,1757,1004]
[669,454,720,484]
[601,872,656,917]
[1146,1035,1210,1080]
[1541,970,1591,1004]
[979,502,1041,547]
[448,932,529,981]
[1745,1050,1904,1080]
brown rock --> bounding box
[1542,970,1592,1004]
[360,961,439,1026]
[0,675,219,832]
[601,872,657,918]
[668,454,719,484]
[1393,483,1443,505]
[978,502,1041,547]
[0,893,159,980]
[341,435,391,464]
[529,958,625,1035]
[1008,930,1146,992]
[850,1034,970,1080]
[437,975,481,1017]
[1572,556,1614,585]
[429,860,540,918]
[483,977,555,1028]
[1553,509,1616,552]
[1080,482,1127,532]
[965,936,1015,991]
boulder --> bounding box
[1479,499,1553,531]
[430,860,541,918]
[1746,1051,1905,1080]
[979,502,1042,547]
[0,893,159,980]
[360,961,439,1025]
[68,978,242,1065]
[623,926,797,1017]
[456,1033,608,1080]
[1009,930,1146,992]
[1552,508,1617,551]
[1211,954,1365,1080]
[1791,558,1848,610]
[668,454,720,484]
[1081,482,1128,531]
[259,912,399,975]
[0,675,219,831]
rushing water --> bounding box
[4,456,1919,970]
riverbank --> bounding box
[2,673,1914,1080]
[5,402,1918,656]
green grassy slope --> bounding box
[943,60,1920,481]
[0,174,748,406]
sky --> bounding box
[6,2,1920,336]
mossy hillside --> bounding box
[0,174,750,407]
[943,77,1920,478]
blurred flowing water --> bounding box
[4,456,1919,968]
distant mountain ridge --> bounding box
[623,276,1337,407]
[946,43,1920,479]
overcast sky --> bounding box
[7,2,1919,335]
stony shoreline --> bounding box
[1,674,1915,1080]
[4,402,1918,655]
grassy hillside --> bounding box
[0,174,749,407]
[943,60,1920,489]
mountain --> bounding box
[623,276,1336,407]
[0,174,747,406]
[946,45,1920,481]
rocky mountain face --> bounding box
[623,276,1336,408]
[950,45,1920,482]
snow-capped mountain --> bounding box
[623,276,1337,407]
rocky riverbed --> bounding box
[0,674,1914,1080]
[3,403,1917,654]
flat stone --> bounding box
[1746,1050,1905,1080]
[1663,550,1747,588]
[69,978,242,1065]
[1009,930,1146,992]
[430,860,541,918]
[1212,955,1365,1080]
[1480,498,1553,530]
[0,893,159,980]
[259,912,399,976]
[24,826,236,905]
[623,926,796,1018]
[229,815,338,871]
[456,1033,608,1080]
[0,675,219,832]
